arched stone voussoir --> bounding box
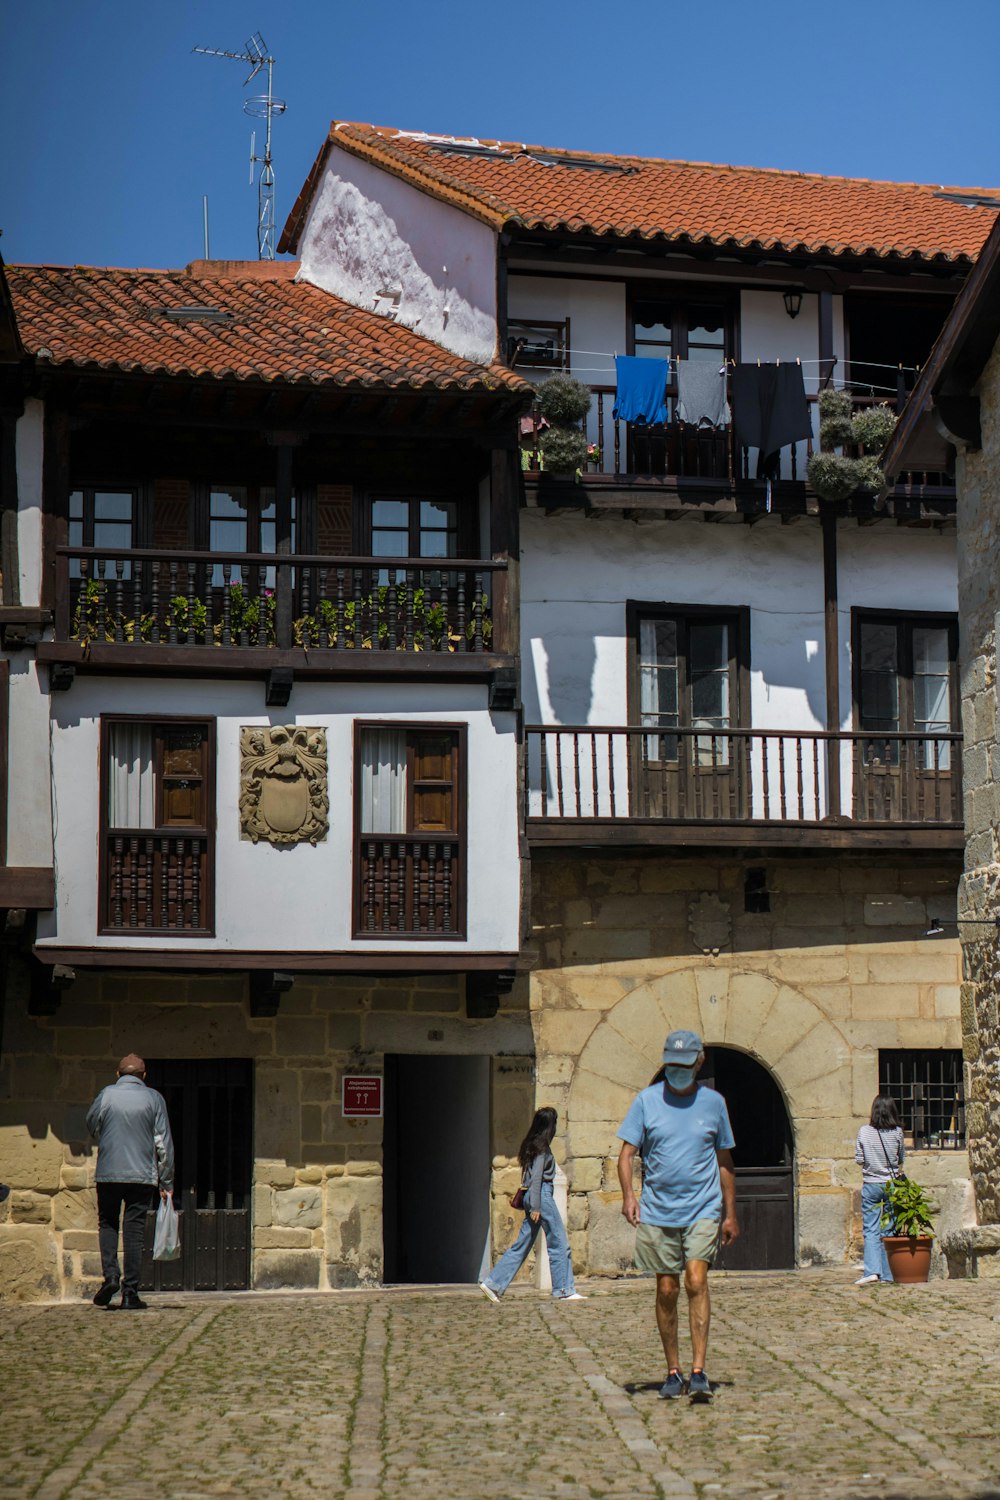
[569,1066,641,1127]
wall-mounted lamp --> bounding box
[782,289,803,320]
[926,915,1000,937]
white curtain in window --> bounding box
[107,724,155,829]
[360,730,407,834]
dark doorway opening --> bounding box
[383,1054,490,1283]
[139,1057,253,1292]
[845,294,952,401]
[701,1047,795,1270]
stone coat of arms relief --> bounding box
[239,726,329,845]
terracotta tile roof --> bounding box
[6,261,529,393]
[280,122,1000,265]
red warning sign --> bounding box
[342,1075,383,1117]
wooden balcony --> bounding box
[44,547,514,684]
[355,834,463,938]
[522,388,955,519]
[525,726,964,850]
[103,831,211,934]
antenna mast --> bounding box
[193,32,287,260]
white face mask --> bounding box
[664,1064,697,1090]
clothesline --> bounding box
[518,364,908,396]
[514,347,922,374]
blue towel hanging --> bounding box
[613,355,669,426]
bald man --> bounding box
[86,1055,174,1310]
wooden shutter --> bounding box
[409,732,457,833]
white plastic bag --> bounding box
[153,1193,181,1261]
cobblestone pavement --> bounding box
[3,1272,1000,1500]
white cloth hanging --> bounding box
[107,723,155,829]
[360,729,408,834]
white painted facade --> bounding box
[36,677,520,955]
[6,660,53,865]
[297,141,498,364]
[520,511,957,817]
[14,399,44,607]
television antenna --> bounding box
[193,32,286,260]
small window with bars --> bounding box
[878,1049,965,1148]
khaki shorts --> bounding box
[635,1218,720,1276]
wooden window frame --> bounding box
[626,284,737,397]
[626,602,751,729]
[361,488,477,559]
[850,610,959,734]
[352,720,467,941]
[99,715,216,936]
[68,484,150,549]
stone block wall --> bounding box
[955,338,1000,1223]
[530,851,972,1273]
[0,962,532,1301]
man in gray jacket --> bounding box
[86,1054,174,1310]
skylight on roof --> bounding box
[426,141,517,163]
[526,151,637,175]
[932,191,1000,210]
[158,306,234,323]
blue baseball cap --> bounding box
[663,1029,704,1066]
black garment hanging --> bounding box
[731,364,812,479]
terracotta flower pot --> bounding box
[882,1235,933,1283]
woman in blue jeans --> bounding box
[855,1094,906,1285]
[480,1107,585,1302]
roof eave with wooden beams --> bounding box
[883,211,1000,480]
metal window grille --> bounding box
[878,1049,965,1148]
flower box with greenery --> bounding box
[881,1176,936,1284]
[71,577,491,654]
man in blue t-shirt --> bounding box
[617,1029,738,1403]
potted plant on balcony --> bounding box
[537,375,592,477]
[881,1176,935,1283]
[807,389,897,503]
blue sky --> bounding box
[5,0,1000,270]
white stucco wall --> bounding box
[520,512,957,815]
[6,659,53,865]
[15,399,44,607]
[508,275,623,458]
[37,679,520,955]
[297,142,498,364]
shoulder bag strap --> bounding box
[876,1129,902,1178]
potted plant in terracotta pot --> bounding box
[881,1177,935,1283]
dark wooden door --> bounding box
[140,1057,253,1292]
[701,1047,795,1271]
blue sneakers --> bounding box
[688,1369,713,1402]
[658,1369,686,1399]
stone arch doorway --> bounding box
[701,1047,794,1270]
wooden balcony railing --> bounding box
[525,726,963,829]
[57,548,507,654]
[104,831,210,933]
[355,834,463,938]
[523,385,952,493]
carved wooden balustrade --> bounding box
[57,547,507,655]
[355,835,462,938]
[525,726,963,835]
[104,831,210,933]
